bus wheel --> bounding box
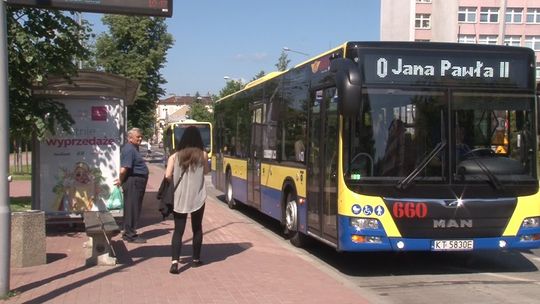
[285,193,307,247]
[225,171,237,209]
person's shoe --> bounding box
[192,259,203,268]
[169,263,179,274]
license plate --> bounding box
[432,240,474,251]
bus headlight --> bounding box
[521,217,540,228]
[519,234,540,242]
[351,235,383,244]
[350,218,379,230]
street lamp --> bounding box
[224,76,243,84]
[283,46,309,57]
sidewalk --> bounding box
[5,164,368,304]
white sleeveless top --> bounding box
[172,156,206,214]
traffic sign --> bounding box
[6,0,173,17]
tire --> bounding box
[284,193,308,247]
[225,170,237,209]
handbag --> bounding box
[106,186,123,210]
[157,170,185,219]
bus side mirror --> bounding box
[331,58,363,117]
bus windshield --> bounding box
[173,124,212,153]
[343,89,536,188]
[344,89,446,182]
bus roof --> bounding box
[164,120,211,128]
[344,40,534,53]
[215,41,534,103]
[216,42,349,104]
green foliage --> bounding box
[7,8,93,138]
[275,51,290,71]
[251,70,266,81]
[10,197,31,212]
[10,163,31,181]
[95,15,173,137]
[188,93,214,123]
[218,80,244,99]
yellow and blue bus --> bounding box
[212,41,540,252]
[162,120,213,160]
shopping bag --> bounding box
[106,186,123,210]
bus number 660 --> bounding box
[392,202,428,218]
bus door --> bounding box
[248,103,264,209]
[214,118,225,190]
[307,88,339,243]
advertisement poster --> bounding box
[39,99,122,214]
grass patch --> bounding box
[10,172,31,181]
[0,290,20,300]
[10,197,31,212]
[10,164,31,181]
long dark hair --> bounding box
[176,126,205,171]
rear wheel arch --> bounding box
[281,178,309,247]
[281,178,297,224]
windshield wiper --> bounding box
[468,157,503,190]
[396,141,446,190]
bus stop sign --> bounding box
[6,0,173,17]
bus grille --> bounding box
[384,198,517,238]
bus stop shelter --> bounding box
[31,70,139,221]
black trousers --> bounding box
[122,175,148,238]
[171,204,205,261]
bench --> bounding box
[83,211,120,266]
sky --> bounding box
[85,0,381,98]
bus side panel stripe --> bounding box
[261,185,282,221]
[231,176,247,204]
[298,197,307,233]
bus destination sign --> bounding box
[6,0,173,17]
[362,51,531,88]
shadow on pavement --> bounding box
[15,240,251,304]
[46,253,68,264]
[120,243,252,266]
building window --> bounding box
[526,8,540,23]
[504,35,521,46]
[480,7,499,23]
[458,7,477,23]
[415,14,431,29]
[525,36,540,51]
[478,35,498,45]
[505,8,523,23]
[536,66,540,79]
[458,35,476,44]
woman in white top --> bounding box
[165,126,209,274]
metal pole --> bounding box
[0,0,11,297]
[77,12,83,69]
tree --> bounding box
[188,92,213,123]
[275,51,290,71]
[95,15,173,137]
[7,8,92,138]
[218,80,244,99]
[251,70,266,81]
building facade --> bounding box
[381,0,540,78]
